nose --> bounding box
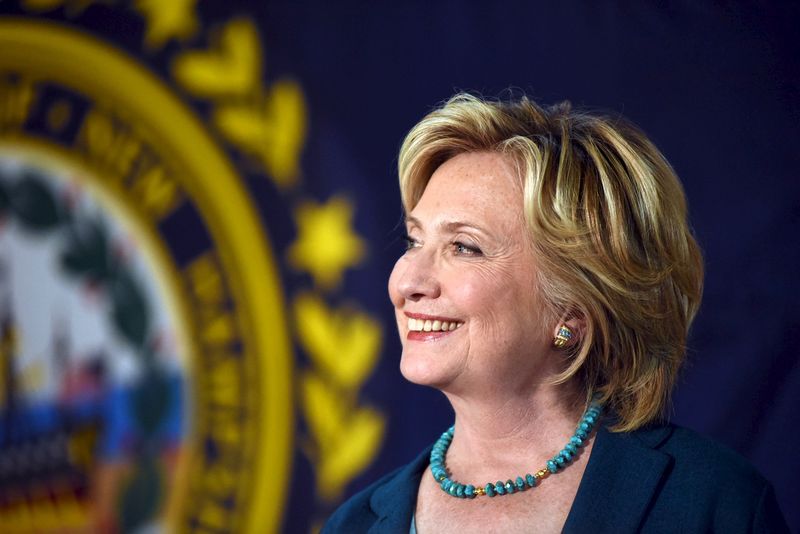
[389,247,441,304]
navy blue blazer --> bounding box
[323,423,789,533]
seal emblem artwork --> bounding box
[0,19,293,532]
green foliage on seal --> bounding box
[5,170,63,230]
[118,451,164,533]
[60,218,113,282]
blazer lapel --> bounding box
[563,424,673,533]
[368,446,431,533]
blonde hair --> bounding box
[398,93,703,432]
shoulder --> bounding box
[605,421,765,484]
[656,424,760,474]
[630,423,788,532]
[575,422,789,532]
[322,446,430,534]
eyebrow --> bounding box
[404,215,489,235]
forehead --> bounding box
[409,151,525,231]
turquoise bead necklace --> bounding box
[429,400,602,499]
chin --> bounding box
[399,349,453,389]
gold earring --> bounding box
[553,325,573,348]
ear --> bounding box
[552,312,586,348]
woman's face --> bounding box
[388,151,555,396]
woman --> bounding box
[324,94,788,533]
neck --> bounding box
[441,381,586,481]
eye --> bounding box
[453,241,482,256]
[403,234,420,251]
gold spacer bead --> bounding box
[535,469,549,479]
[475,486,485,496]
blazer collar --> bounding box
[368,446,431,533]
[563,423,674,533]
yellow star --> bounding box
[134,0,198,51]
[288,197,365,290]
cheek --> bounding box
[461,264,515,309]
[387,257,405,307]
[462,266,536,335]
[458,277,510,336]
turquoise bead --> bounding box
[485,483,495,497]
[579,421,591,432]
[556,455,566,466]
[565,443,577,454]
[547,460,558,473]
[505,480,515,494]
[495,481,506,495]
[441,478,451,491]
[515,476,525,491]
[562,449,574,461]
[525,473,536,487]
[465,484,475,498]
[456,485,465,498]
[571,436,583,446]
[576,429,588,440]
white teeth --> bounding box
[407,317,463,332]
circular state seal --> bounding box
[0,18,293,533]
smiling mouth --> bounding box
[407,317,463,332]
